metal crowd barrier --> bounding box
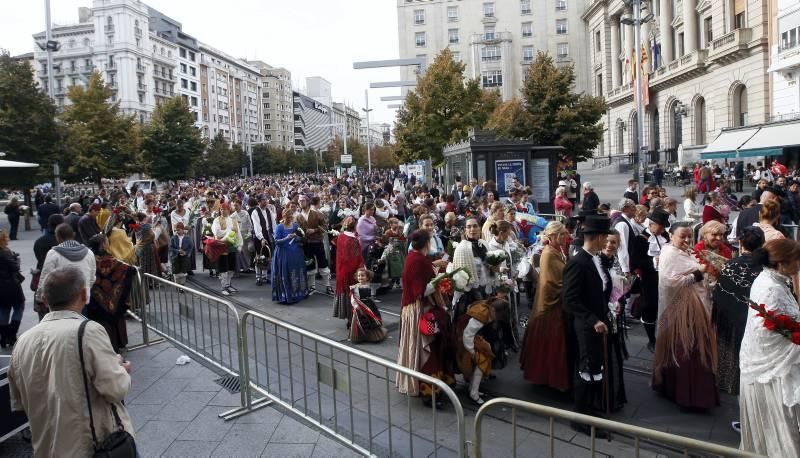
[126,267,165,351]
[473,398,761,458]
[221,310,467,457]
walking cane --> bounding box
[603,332,612,441]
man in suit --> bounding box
[250,195,276,286]
[36,196,60,233]
[63,203,82,236]
[563,215,613,436]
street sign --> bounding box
[341,154,352,164]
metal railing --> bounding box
[125,267,164,351]
[221,310,467,457]
[131,273,242,382]
[473,398,761,458]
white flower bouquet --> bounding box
[485,250,508,267]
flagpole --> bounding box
[633,0,647,192]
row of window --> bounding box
[179,62,197,77]
[178,47,197,62]
[413,0,566,25]
[416,20,566,47]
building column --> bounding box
[624,15,634,83]
[659,0,674,64]
[683,0,698,53]
[610,18,622,88]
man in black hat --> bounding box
[250,195,276,285]
[640,208,671,352]
[567,209,598,259]
[563,214,613,435]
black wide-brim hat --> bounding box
[647,208,671,227]
[571,209,599,221]
[582,215,613,234]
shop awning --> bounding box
[700,127,760,160]
[736,121,800,157]
[0,159,39,168]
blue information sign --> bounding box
[495,159,526,197]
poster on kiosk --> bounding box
[495,159,525,197]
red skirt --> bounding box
[519,308,570,392]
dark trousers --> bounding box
[640,269,659,346]
[7,216,19,240]
[303,242,328,269]
[216,253,237,273]
[735,178,744,192]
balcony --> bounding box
[104,24,114,34]
[67,66,79,75]
[137,84,147,92]
[82,65,95,73]
[105,62,116,72]
[134,27,142,37]
[472,32,511,45]
[607,82,634,106]
[481,55,502,62]
[708,28,751,63]
[108,80,117,89]
[136,64,145,74]
[649,49,708,91]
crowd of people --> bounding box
[3,160,800,455]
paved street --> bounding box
[0,166,745,457]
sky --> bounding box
[0,0,402,125]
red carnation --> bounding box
[437,278,453,296]
[763,318,777,331]
[793,332,800,345]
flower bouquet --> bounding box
[186,200,202,228]
[485,250,509,267]
[430,267,472,296]
[749,300,800,345]
[222,230,239,248]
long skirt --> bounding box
[171,254,192,275]
[396,298,455,397]
[237,237,253,271]
[271,244,308,304]
[349,297,387,343]
[740,378,800,456]
[519,308,569,392]
[136,243,160,278]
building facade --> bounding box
[397,0,590,99]
[771,0,800,119]
[198,44,263,149]
[249,61,295,151]
[332,102,361,140]
[294,91,333,153]
[583,0,772,163]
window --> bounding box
[447,6,458,21]
[182,94,189,103]
[136,38,140,48]
[180,48,186,58]
[266,124,271,130]
[481,46,501,61]
[452,51,462,62]
[521,0,531,14]
[481,70,503,87]
[414,9,425,25]
[596,74,603,96]
[557,43,569,58]
[595,30,601,52]
[556,0,567,11]
[266,134,272,141]
[265,113,271,120]
[556,19,568,34]
[265,102,270,108]
[449,29,459,44]
[188,51,195,62]
[190,82,197,91]
[734,0,746,30]
[180,63,187,73]
[522,46,534,62]
[190,67,196,76]
[483,2,495,17]
[705,17,713,46]
[485,26,496,40]
[734,85,748,127]
[677,32,685,57]
[415,32,426,47]
[181,78,188,89]
[521,22,532,38]
[191,96,198,107]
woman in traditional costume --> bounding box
[348,267,387,343]
[86,234,137,352]
[456,297,508,405]
[104,210,136,265]
[520,221,571,392]
[396,230,452,406]
[451,217,491,320]
[598,229,630,411]
[711,226,764,395]
[134,213,161,279]
[333,217,365,323]
[271,208,308,304]
[740,238,800,456]
[212,204,242,296]
[652,222,719,410]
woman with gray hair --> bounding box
[581,182,600,212]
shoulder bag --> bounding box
[78,320,137,458]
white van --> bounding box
[126,179,158,195]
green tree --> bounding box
[0,51,62,183]
[394,48,499,165]
[488,52,607,162]
[195,133,242,177]
[141,97,204,181]
[60,72,141,184]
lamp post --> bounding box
[621,0,654,191]
[362,89,373,175]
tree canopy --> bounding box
[0,51,61,184]
[141,97,205,181]
[487,52,607,162]
[394,48,498,166]
[59,72,141,183]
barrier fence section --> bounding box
[473,398,762,458]
[220,310,467,458]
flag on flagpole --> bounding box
[641,44,650,106]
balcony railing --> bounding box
[649,49,707,89]
[67,66,79,75]
[134,27,142,37]
[137,84,147,92]
[481,55,502,62]
[105,62,116,71]
[82,65,95,73]
[104,24,114,33]
[708,28,751,62]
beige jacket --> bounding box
[9,311,133,458]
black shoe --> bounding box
[571,422,609,439]
[187,271,194,276]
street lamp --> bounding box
[621,0,654,191]
[362,89,374,175]
[314,122,349,173]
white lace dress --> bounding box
[740,268,800,455]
